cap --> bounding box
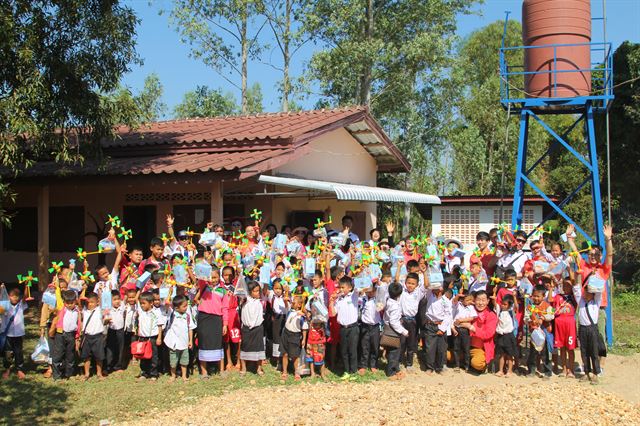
[177,230,189,238]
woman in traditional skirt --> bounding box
[269,279,287,368]
[240,281,266,375]
[194,267,228,378]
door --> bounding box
[123,206,157,257]
[173,204,211,233]
[345,210,366,242]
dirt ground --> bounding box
[123,354,640,425]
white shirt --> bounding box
[444,255,462,274]
[164,310,196,350]
[284,309,308,333]
[360,296,381,325]
[137,306,166,337]
[94,268,120,294]
[425,291,452,333]
[82,307,104,336]
[575,285,602,327]
[306,287,328,312]
[496,310,515,335]
[241,297,264,328]
[270,291,287,315]
[3,301,27,337]
[334,291,359,326]
[384,299,408,336]
[497,250,529,274]
[62,308,80,333]
[108,304,126,330]
[124,304,136,332]
[454,303,478,323]
[399,284,425,318]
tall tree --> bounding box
[174,86,238,118]
[136,74,167,122]
[246,82,264,113]
[0,0,139,225]
[167,0,266,114]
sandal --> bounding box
[294,374,301,381]
[257,369,265,377]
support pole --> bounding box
[37,185,49,291]
[511,110,529,229]
[211,180,223,226]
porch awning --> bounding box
[257,175,441,204]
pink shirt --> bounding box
[197,280,230,326]
[471,308,498,363]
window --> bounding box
[50,207,85,252]
[493,208,535,233]
[2,208,38,252]
[440,208,480,245]
[123,206,157,255]
[173,204,210,232]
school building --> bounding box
[0,106,441,285]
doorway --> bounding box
[123,206,157,257]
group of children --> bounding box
[0,212,614,385]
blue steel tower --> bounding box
[499,5,614,344]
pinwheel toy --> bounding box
[162,264,172,278]
[105,214,121,228]
[186,229,201,237]
[78,270,95,301]
[118,228,133,241]
[17,271,38,301]
[76,247,103,261]
[250,209,263,222]
[160,233,171,245]
[48,261,64,274]
[315,216,332,229]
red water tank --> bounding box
[522,0,591,98]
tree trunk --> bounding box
[359,0,373,105]
[282,0,291,112]
[241,3,248,114]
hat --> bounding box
[177,230,189,238]
[292,226,309,235]
[444,238,462,248]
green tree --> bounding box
[167,0,266,114]
[136,74,167,122]
[0,0,139,225]
[246,82,264,113]
[174,86,238,118]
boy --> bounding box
[122,288,139,370]
[139,237,167,275]
[281,296,308,380]
[80,292,106,380]
[424,280,452,374]
[468,256,489,294]
[136,291,166,380]
[1,286,28,379]
[525,285,555,378]
[358,285,381,374]
[105,290,126,374]
[399,271,426,371]
[329,276,359,378]
[163,295,195,382]
[575,272,604,383]
[453,292,477,372]
[51,290,82,380]
[495,294,517,377]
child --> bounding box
[553,278,578,378]
[1,286,28,379]
[575,272,603,383]
[80,292,106,380]
[269,279,287,365]
[122,288,138,370]
[424,280,451,374]
[453,293,477,372]
[136,291,166,381]
[152,289,169,374]
[525,285,555,378]
[329,276,359,378]
[399,271,425,371]
[281,296,308,381]
[494,294,516,377]
[468,257,489,294]
[105,290,126,374]
[51,290,82,380]
[194,267,227,378]
[307,317,327,379]
[239,281,266,375]
[358,285,381,374]
[221,265,241,371]
[383,282,409,379]
[164,295,196,382]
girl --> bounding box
[269,279,287,366]
[307,317,327,379]
[221,265,241,371]
[553,277,578,378]
[194,267,228,378]
[281,296,307,381]
[240,281,266,375]
[494,294,517,377]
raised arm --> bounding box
[603,225,613,268]
[566,224,579,253]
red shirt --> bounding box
[553,294,576,318]
[579,258,611,307]
[479,248,496,277]
[470,308,498,363]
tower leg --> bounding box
[512,110,529,230]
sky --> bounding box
[122,0,640,118]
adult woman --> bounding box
[458,290,497,372]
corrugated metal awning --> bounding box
[257,175,441,204]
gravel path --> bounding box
[123,363,640,426]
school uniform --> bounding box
[122,303,137,369]
[164,310,196,367]
[106,304,126,372]
[383,299,408,377]
[80,307,105,361]
[281,309,308,359]
[358,295,381,370]
[453,303,477,370]
[52,307,81,379]
[136,306,166,378]
[270,291,286,358]
[495,309,517,359]
[576,289,603,375]
[399,284,424,367]
[2,301,27,372]
[423,291,452,373]
[240,297,265,361]
[334,291,359,374]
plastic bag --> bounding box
[234,274,248,297]
[98,237,116,253]
[31,337,50,364]
[531,328,546,352]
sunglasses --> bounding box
[231,223,241,227]
[516,239,527,244]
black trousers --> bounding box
[400,318,417,367]
[425,323,447,372]
[579,324,601,375]
[139,336,159,378]
[453,327,471,369]
[385,346,401,377]
[52,332,76,379]
[527,338,553,376]
[358,323,380,369]
[3,336,24,371]
[122,331,135,370]
[339,324,359,374]
[106,328,125,372]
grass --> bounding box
[0,310,385,425]
[610,291,640,355]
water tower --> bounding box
[499,0,614,342]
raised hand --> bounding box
[385,221,395,234]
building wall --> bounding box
[431,204,543,250]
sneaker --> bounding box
[598,368,604,377]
